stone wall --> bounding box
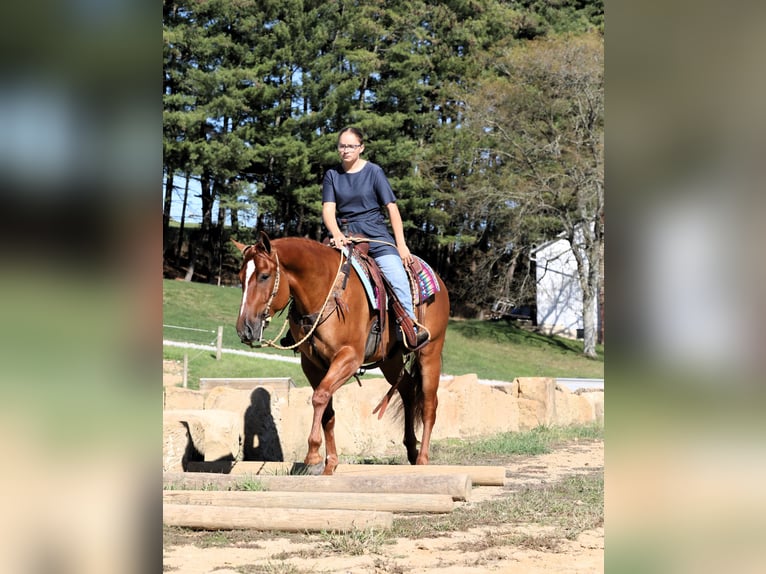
[163,375,604,472]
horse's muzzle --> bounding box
[237,317,265,347]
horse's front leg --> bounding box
[319,397,337,475]
[303,348,359,475]
[301,357,327,471]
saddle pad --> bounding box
[349,254,380,310]
[346,253,439,309]
[412,256,440,302]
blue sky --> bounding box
[164,175,257,227]
[165,175,203,223]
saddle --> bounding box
[336,237,436,353]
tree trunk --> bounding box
[230,207,239,231]
[198,171,215,281]
[598,214,605,344]
[163,169,174,237]
[569,221,601,359]
[580,226,602,359]
[582,278,599,358]
[200,171,214,233]
[176,174,190,261]
[216,204,226,286]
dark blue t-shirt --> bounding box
[322,161,398,257]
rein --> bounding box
[348,237,397,249]
[261,246,347,351]
[262,251,281,319]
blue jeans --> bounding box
[375,254,415,320]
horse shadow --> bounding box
[243,387,284,462]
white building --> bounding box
[530,233,598,340]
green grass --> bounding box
[319,528,389,556]
[430,423,603,464]
[163,347,308,389]
[163,279,604,387]
[346,423,603,465]
[445,319,604,379]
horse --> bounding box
[234,232,450,475]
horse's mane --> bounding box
[271,236,340,273]
[273,236,323,249]
[272,236,331,258]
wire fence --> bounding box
[163,324,215,334]
[163,323,224,360]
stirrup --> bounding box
[403,324,430,352]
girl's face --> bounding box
[337,132,364,162]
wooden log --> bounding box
[186,460,505,486]
[163,503,392,531]
[164,471,472,501]
[164,489,454,513]
[335,463,505,486]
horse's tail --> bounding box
[372,362,410,420]
[409,360,424,428]
[372,384,397,420]
[373,359,424,431]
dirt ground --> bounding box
[163,443,603,573]
[162,361,604,573]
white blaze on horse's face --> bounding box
[239,259,256,318]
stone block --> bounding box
[161,373,604,465]
[203,385,302,462]
[578,390,604,424]
[163,386,204,410]
[163,409,242,463]
[514,377,557,426]
[332,379,405,458]
[554,385,596,426]
[437,375,520,437]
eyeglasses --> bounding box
[337,144,362,151]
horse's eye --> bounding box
[258,272,270,282]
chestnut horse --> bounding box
[234,232,449,475]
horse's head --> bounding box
[234,232,281,347]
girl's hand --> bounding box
[398,244,413,265]
[329,235,348,249]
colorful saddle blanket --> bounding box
[347,253,440,311]
[409,256,441,304]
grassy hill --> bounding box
[163,279,604,388]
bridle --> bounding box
[243,244,346,350]
[241,246,281,343]
[261,250,281,324]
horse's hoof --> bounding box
[304,462,326,475]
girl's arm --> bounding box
[386,202,413,264]
[322,202,347,247]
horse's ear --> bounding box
[259,231,272,254]
[231,239,247,253]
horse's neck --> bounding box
[278,243,338,312]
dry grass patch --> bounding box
[392,472,603,545]
[319,527,390,556]
[231,563,311,574]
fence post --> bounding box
[216,326,223,360]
